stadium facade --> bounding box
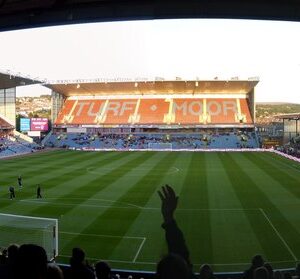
[0,71,40,132]
[276,113,300,144]
[48,79,259,135]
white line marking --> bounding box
[18,199,261,212]
[86,166,179,176]
[260,208,298,262]
[26,197,143,209]
[133,237,146,263]
[60,230,144,240]
[19,199,141,210]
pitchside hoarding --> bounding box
[20,118,30,131]
[30,118,49,131]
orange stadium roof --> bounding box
[46,79,259,97]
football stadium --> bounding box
[1,71,300,278]
[1,2,300,278]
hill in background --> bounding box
[256,102,300,123]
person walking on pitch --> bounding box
[18,175,22,188]
[9,186,15,200]
[37,185,42,198]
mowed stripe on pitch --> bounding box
[0,151,129,212]
[60,152,180,261]
[239,153,300,258]
[177,152,213,264]
[121,152,194,263]
[24,151,155,218]
[219,153,297,262]
[1,151,300,271]
[206,153,263,265]
[244,152,300,199]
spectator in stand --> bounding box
[157,184,192,279]
[0,244,19,279]
[293,263,300,279]
[199,264,215,279]
[274,271,283,279]
[14,244,48,279]
[47,263,64,279]
[95,261,111,279]
[69,247,95,279]
[0,248,7,265]
[244,255,265,279]
[156,253,189,279]
[254,267,269,279]
[264,263,274,279]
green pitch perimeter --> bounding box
[1,150,300,272]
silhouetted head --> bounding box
[199,264,214,279]
[252,255,264,268]
[15,244,48,279]
[254,267,269,279]
[47,263,64,279]
[7,244,19,264]
[156,254,189,279]
[95,261,111,279]
[263,263,273,279]
[70,247,85,266]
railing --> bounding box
[13,130,33,143]
[41,130,53,145]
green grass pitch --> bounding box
[0,150,300,273]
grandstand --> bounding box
[45,79,259,149]
[0,71,41,157]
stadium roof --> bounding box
[0,0,300,32]
[276,113,300,120]
[0,115,14,129]
[0,71,41,90]
[46,79,259,96]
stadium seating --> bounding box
[45,131,259,149]
[55,97,254,126]
[0,136,38,158]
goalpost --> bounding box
[0,213,58,261]
[148,142,173,150]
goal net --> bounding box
[0,213,58,261]
[148,142,173,150]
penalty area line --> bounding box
[259,208,297,262]
[132,237,146,263]
[60,231,145,240]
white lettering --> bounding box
[105,101,121,116]
[223,101,237,115]
[120,101,137,116]
[172,101,188,115]
[189,101,203,116]
[207,101,222,116]
[76,102,89,116]
[87,102,104,117]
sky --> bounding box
[0,19,300,103]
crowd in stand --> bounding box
[0,134,39,157]
[277,135,300,159]
[0,185,298,279]
[46,131,259,150]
